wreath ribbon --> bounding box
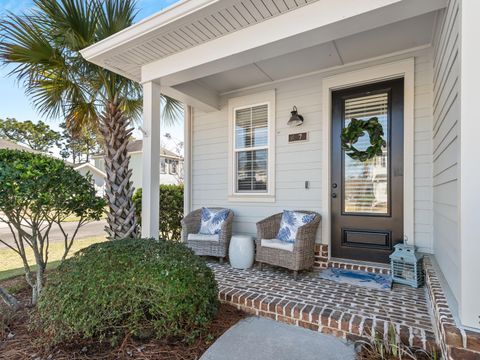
[341,117,386,162]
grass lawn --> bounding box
[0,235,107,281]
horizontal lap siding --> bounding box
[432,0,460,298]
[192,49,433,250]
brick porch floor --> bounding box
[208,262,437,351]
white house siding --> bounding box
[191,48,434,251]
[129,153,143,189]
[432,1,460,298]
[74,166,106,196]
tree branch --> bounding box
[0,238,20,254]
[0,286,20,311]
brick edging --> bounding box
[424,256,480,359]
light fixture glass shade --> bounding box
[288,106,304,126]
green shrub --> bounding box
[37,238,218,345]
[133,185,184,240]
[0,149,105,304]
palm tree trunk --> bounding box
[99,99,138,239]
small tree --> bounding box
[0,118,61,153]
[0,149,106,305]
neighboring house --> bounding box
[92,139,183,190]
[73,162,106,197]
[82,0,480,357]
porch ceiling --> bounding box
[194,11,437,94]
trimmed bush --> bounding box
[133,185,183,240]
[37,238,218,345]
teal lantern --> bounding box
[389,243,424,288]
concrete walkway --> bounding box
[201,317,355,360]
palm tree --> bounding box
[0,0,183,239]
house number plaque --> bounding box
[288,132,308,143]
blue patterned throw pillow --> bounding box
[199,208,230,235]
[277,210,316,243]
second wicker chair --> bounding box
[255,211,321,279]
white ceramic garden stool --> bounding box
[229,234,255,269]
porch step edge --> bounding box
[218,284,437,352]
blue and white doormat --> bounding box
[319,268,392,291]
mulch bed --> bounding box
[0,276,246,360]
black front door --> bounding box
[331,79,404,263]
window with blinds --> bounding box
[343,92,389,214]
[234,104,269,193]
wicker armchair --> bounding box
[255,211,321,279]
[181,208,233,263]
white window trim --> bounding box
[228,90,276,202]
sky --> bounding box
[0,0,183,152]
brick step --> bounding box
[210,262,437,353]
[219,287,437,352]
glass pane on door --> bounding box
[343,93,389,214]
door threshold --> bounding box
[328,257,390,274]
[330,257,390,269]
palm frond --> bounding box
[161,96,184,127]
[120,98,143,122]
[96,0,138,40]
[65,100,99,135]
[33,0,99,50]
[0,14,61,83]
[0,0,181,135]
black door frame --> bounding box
[330,78,405,263]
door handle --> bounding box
[332,193,337,198]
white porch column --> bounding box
[459,0,480,330]
[183,105,193,216]
[141,81,161,239]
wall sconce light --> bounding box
[288,106,304,127]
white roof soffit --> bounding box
[81,0,446,111]
[81,0,328,81]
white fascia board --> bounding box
[141,0,414,84]
[80,0,219,63]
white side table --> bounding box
[229,234,255,269]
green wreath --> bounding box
[341,117,386,162]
